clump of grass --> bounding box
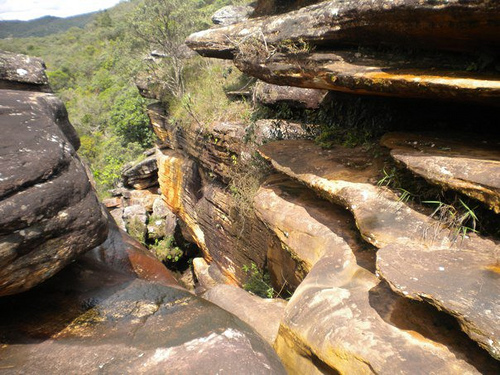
[423,199,479,239]
[150,235,183,263]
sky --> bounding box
[0,0,123,21]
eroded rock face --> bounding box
[256,176,496,373]
[258,139,500,363]
[187,0,500,58]
[121,154,159,190]
[156,149,274,284]
[202,284,287,345]
[0,50,50,91]
[251,0,323,17]
[0,89,108,296]
[254,81,328,109]
[0,256,286,374]
[382,132,500,213]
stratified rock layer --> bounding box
[187,0,500,57]
[0,256,286,374]
[254,81,328,109]
[121,154,159,190]
[258,139,500,361]
[0,89,108,296]
[382,132,500,213]
[256,176,497,373]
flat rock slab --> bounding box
[202,284,287,345]
[0,257,286,374]
[0,89,107,296]
[377,243,500,360]
[187,0,500,58]
[382,132,500,213]
[277,254,498,374]
[121,154,159,190]
[234,50,500,104]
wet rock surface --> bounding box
[0,89,108,297]
[382,132,500,213]
[0,256,286,374]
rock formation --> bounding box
[0,52,108,297]
[178,1,500,373]
[0,51,288,373]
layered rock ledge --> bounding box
[258,139,500,360]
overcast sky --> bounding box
[0,0,123,21]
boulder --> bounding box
[203,284,287,345]
[0,255,287,374]
[192,257,235,292]
[0,89,108,297]
[381,132,500,213]
[121,154,159,190]
[254,81,328,109]
[187,0,500,58]
[0,50,50,91]
[212,5,254,26]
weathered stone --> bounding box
[124,189,160,212]
[0,256,287,374]
[255,175,375,290]
[234,50,500,105]
[102,197,122,208]
[252,119,317,145]
[212,5,254,26]
[277,253,499,374]
[254,81,328,109]
[382,132,500,213]
[187,0,500,58]
[121,154,159,190]
[109,207,126,231]
[193,257,233,291]
[156,149,274,284]
[377,243,500,360]
[0,89,108,297]
[0,50,50,91]
[203,284,287,345]
[258,139,500,358]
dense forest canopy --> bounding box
[0,0,250,196]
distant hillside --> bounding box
[0,12,97,38]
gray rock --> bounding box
[0,50,50,91]
[212,5,254,26]
[121,154,158,190]
[0,89,108,297]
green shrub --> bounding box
[150,236,184,263]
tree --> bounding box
[130,0,202,98]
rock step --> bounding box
[0,50,50,91]
[255,175,498,373]
[187,0,500,58]
[234,50,500,104]
[258,139,500,360]
[381,132,500,213]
